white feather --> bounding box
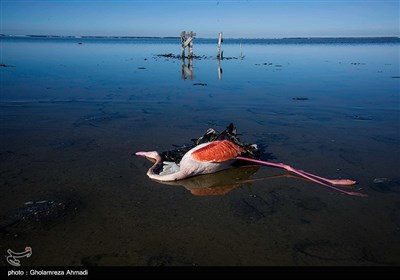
[159,161,180,175]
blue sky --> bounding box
[1,0,399,38]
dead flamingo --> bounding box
[136,139,367,197]
[136,140,243,181]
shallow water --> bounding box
[0,37,399,266]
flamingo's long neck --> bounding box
[147,168,188,181]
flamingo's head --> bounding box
[135,151,162,163]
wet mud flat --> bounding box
[1,37,399,265]
[0,100,399,266]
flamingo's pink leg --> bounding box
[296,169,356,186]
[236,156,367,197]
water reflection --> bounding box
[157,165,259,195]
[181,57,194,80]
[2,37,400,265]
[217,58,223,80]
[153,165,297,196]
[181,57,224,80]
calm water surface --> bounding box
[0,37,399,265]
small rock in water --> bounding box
[0,63,15,67]
[157,53,175,58]
[1,195,82,237]
[350,115,373,121]
[370,177,400,193]
[292,97,309,101]
[373,178,389,184]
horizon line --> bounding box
[1,34,400,40]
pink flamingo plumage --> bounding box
[136,139,366,197]
[136,140,243,181]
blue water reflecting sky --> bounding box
[1,37,400,266]
[1,37,398,113]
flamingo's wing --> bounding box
[191,140,244,162]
